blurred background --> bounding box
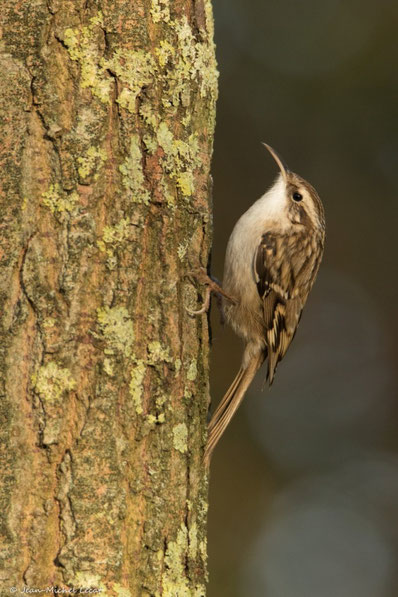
[207,0,398,595]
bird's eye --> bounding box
[293,192,303,202]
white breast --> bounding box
[223,174,289,294]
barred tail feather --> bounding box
[204,352,264,467]
[208,367,245,433]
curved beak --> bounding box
[262,143,290,182]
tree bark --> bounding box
[0,0,217,594]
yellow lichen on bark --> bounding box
[0,0,216,594]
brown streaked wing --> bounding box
[254,231,313,383]
[254,232,276,298]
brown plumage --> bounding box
[204,144,325,466]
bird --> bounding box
[204,143,325,466]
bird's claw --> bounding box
[185,286,211,315]
[185,268,237,316]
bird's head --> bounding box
[262,142,325,232]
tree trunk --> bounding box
[0,1,217,594]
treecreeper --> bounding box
[196,144,326,466]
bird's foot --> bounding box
[186,267,237,316]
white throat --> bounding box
[256,174,287,221]
[237,173,289,235]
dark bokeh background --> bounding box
[207,1,398,595]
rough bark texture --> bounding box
[0,0,217,594]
